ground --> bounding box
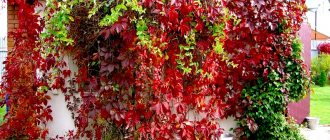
[302,85,330,140]
[301,126,330,140]
[310,85,330,125]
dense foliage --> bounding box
[317,71,328,87]
[318,42,330,54]
[314,42,330,86]
[0,0,51,139]
[225,1,309,139]
[312,53,330,86]
[1,0,310,139]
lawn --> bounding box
[0,106,5,123]
[310,85,330,125]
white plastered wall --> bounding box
[46,55,78,138]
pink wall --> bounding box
[300,23,312,70]
[288,23,311,124]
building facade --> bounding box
[5,2,313,138]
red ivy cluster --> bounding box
[0,0,52,139]
[317,42,330,54]
[0,0,308,139]
[65,0,306,139]
[224,0,308,137]
[70,1,230,139]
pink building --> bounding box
[288,22,312,124]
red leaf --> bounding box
[247,117,259,133]
[196,40,210,50]
[179,17,192,36]
[62,70,71,78]
[168,7,178,23]
[180,4,193,16]
[195,19,204,32]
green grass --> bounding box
[310,85,330,125]
[0,106,6,123]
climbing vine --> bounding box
[0,0,51,139]
[223,0,310,139]
[1,0,309,139]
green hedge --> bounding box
[312,54,330,86]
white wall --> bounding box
[46,56,78,139]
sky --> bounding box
[306,0,330,36]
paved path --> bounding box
[300,126,330,140]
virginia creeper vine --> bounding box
[0,0,310,139]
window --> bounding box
[0,36,7,80]
[0,3,7,80]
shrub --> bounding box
[317,42,330,54]
[316,71,328,87]
[312,54,330,85]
